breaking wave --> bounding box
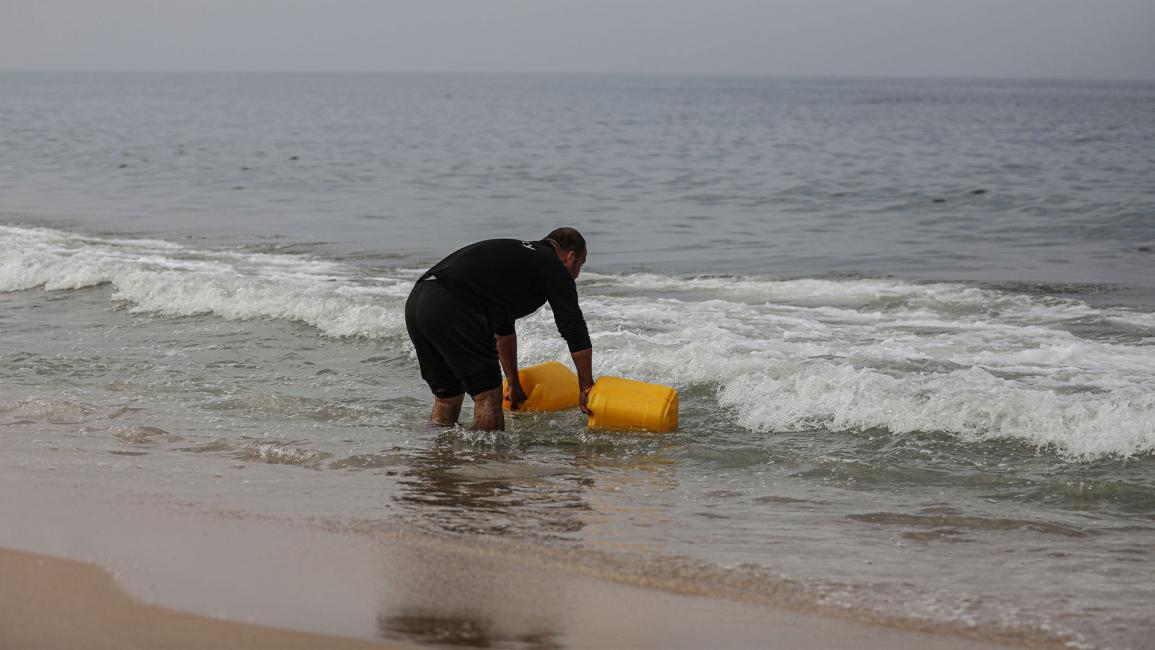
[0,224,411,337]
[4,225,1153,458]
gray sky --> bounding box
[2,0,1153,80]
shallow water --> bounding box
[2,72,1154,649]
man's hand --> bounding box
[578,381,594,416]
[571,347,594,416]
[505,381,528,411]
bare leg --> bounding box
[471,388,505,431]
[431,394,464,427]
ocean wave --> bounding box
[566,281,1155,459]
[5,225,1153,458]
[717,364,1154,458]
[582,272,1155,331]
[0,224,410,338]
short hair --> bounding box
[544,227,586,257]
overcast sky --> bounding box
[2,0,1153,80]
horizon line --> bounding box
[1,67,1153,85]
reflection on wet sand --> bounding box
[395,433,593,538]
[379,611,562,649]
[394,432,684,544]
[373,524,566,649]
[377,433,710,646]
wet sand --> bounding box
[0,548,400,650]
[0,464,1045,650]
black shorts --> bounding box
[405,278,501,399]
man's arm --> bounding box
[496,332,526,410]
[570,347,594,415]
[541,264,593,413]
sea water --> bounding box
[2,72,1154,649]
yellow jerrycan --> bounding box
[586,376,679,433]
[502,361,580,411]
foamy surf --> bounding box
[3,224,1153,458]
[553,276,1155,458]
[0,225,410,338]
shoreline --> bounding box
[0,463,1058,650]
[0,544,1035,650]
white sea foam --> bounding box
[567,276,1155,458]
[582,272,1155,331]
[5,225,1154,457]
[0,225,409,338]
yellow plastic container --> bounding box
[502,361,580,411]
[586,376,679,433]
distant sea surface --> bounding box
[2,72,1154,649]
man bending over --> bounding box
[405,227,593,430]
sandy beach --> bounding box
[0,547,401,650]
[0,457,1055,650]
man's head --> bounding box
[545,227,587,279]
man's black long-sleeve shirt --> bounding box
[419,239,592,353]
